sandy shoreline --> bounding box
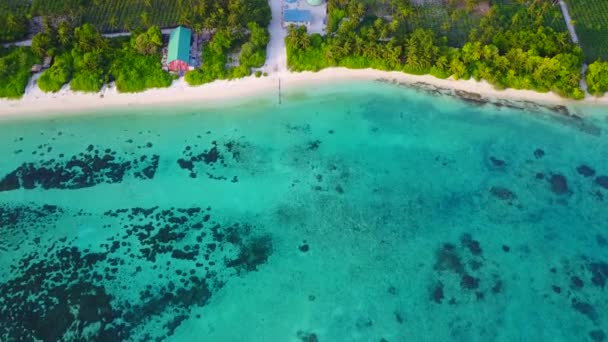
[1,68,607,119]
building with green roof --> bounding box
[167,26,192,72]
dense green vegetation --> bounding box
[586,61,608,96]
[185,23,270,85]
[1,0,272,98]
[31,0,179,32]
[34,23,173,94]
[0,0,30,43]
[38,53,72,92]
[566,0,608,62]
[0,47,39,98]
[2,0,272,43]
[287,0,586,99]
[112,49,173,93]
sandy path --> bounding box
[558,0,579,44]
[264,0,288,74]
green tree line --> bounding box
[286,0,608,98]
[1,0,272,43]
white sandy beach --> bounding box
[2,0,607,118]
[1,68,608,119]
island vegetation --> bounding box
[1,0,271,97]
[586,61,608,96]
[0,46,39,98]
[182,0,271,85]
[1,0,608,99]
[286,0,596,99]
[185,22,270,85]
[34,22,172,94]
[565,0,608,63]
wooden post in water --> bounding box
[278,78,282,105]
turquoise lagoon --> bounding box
[0,81,607,341]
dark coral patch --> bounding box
[534,149,545,159]
[489,156,506,168]
[394,311,404,324]
[434,243,464,274]
[460,274,480,290]
[577,165,596,177]
[307,140,321,151]
[597,234,608,247]
[549,174,569,195]
[590,330,606,342]
[490,187,516,201]
[297,331,319,342]
[571,276,584,289]
[571,299,598,323]
[0,171,19,191]
[460,234,482,256]
[491,280,503,294]
[589,261,608,288]
[226,235,273,274]
[431,282,444,304]
[0,146,158,192]
[595,176,608,190]
[177,140,243,180]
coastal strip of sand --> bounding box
[0,68,607,118]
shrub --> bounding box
[38,53,72,92]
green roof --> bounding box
[167,26,191,64]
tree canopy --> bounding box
[286,0,587,99]
[0,47,39,98]
[586,61,608,96]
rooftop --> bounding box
[284,9,312,23]
[167,26,192,64]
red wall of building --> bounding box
[168,60,189,72]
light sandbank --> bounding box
[1,68,607,119]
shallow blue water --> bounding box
[0,81,607,341]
